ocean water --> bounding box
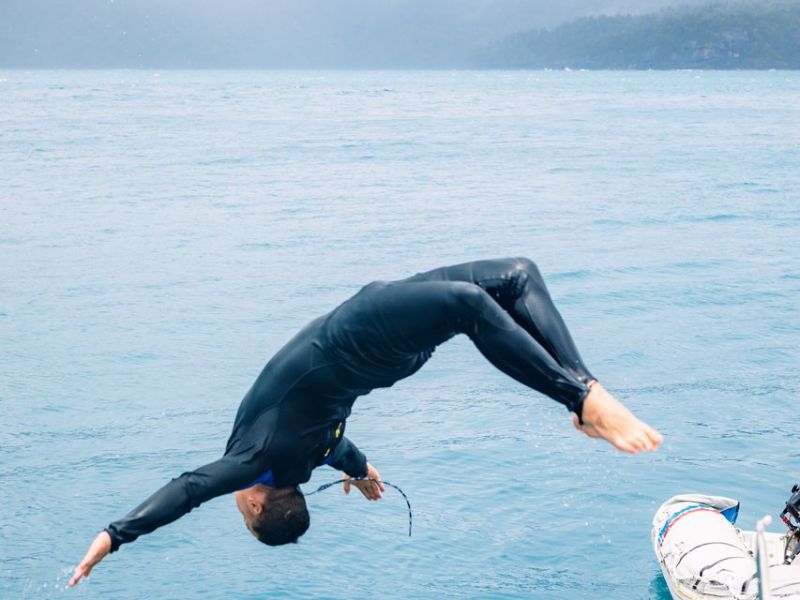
[1,70,798,599]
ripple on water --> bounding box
[2,69,798,600]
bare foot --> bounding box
[570,382,663,454]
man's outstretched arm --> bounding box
[69,456,260,586]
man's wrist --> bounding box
[104,527,122,553]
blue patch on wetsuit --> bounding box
[238,470,275,490]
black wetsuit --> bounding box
[106,258,594,551]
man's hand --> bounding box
[68,530,112,587]
[343,462,385,501]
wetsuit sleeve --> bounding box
[105,456,261,552]
[327,436,368,478]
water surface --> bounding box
[1,70,799,599]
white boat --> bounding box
[652,490,800,599]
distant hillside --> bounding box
[480,3,800,69]
[0,0,752,69]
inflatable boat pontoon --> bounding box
[652,486,800,599]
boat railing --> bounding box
[756,515,772,600]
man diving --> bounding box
[70,257,662,586]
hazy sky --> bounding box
[0,0,742,68]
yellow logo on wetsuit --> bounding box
[322,422,344,460]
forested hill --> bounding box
[479,3,800,69]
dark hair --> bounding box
[250,487,310,546]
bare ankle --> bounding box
[581,384,602,423]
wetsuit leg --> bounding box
[404,258,595,385]
[365,280,589,414]
[446,281,590,414]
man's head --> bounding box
[234,484,310,546]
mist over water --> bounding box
[1,69,799,598]
[1,0,745,68]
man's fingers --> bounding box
[69,532,110,587]
[352,482,368,499]
[365,463,384,494]
[68,566,86,587]
[354,481,382,500]
[345,477,385,501]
